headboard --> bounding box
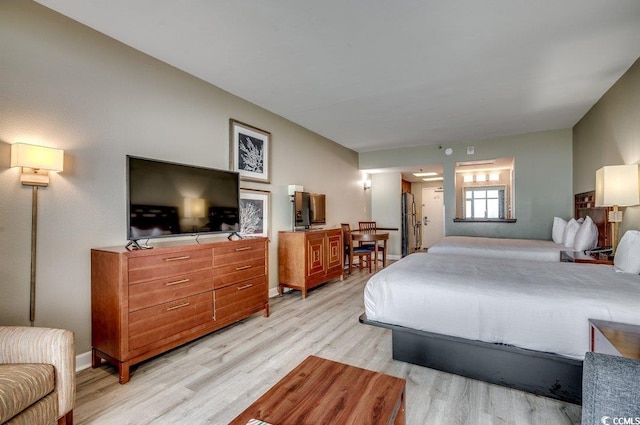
[575,191,610,248]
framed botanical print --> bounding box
[230,119,270,183]
[239,188,270,238]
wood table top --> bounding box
[590,319,640,359]
[351,231,390,241]
[229,355,406,425]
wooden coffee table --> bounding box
[229,355,406,425]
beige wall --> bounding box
[573,57,640,239]
[360,129,574,240]
[0,1,366,354]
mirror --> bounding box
[454,157,515,221]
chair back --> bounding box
[340,223,352,247]
[359,221,377,233]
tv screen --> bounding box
[127,156,240,240]
[294,191,326,228]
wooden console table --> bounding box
[230,355,406,425]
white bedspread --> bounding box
[364,253,640,359]
[428,236,563,261]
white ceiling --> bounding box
[35,0,640,153]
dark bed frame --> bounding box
[359,313,583,404]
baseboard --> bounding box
[76,351,92,372]
[387,254,401,260]
[269,287,281,298]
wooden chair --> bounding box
[358,221,386,267]
[341,223,373,275]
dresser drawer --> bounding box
[213,239,265,263]
[128,292,212,351]
[128,249,212,284]
[212,257,266,289]
[128,269,213,312]
[213,277,267,320]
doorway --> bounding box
[421,187,444,249]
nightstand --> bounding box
[560,250,614,265]
[589,319,640,359]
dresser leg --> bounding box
[91,348,102,368]
[263,304,270,317]
[118,362,131,384]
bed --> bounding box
[361,240,640,403]
[427,191,610,262]
[427,235,564,261]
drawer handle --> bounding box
[235,246,252,251]
[164,255,190,262]
[166,302,190,311]
[166,278,190,286]
[235,265,252,271]
[237,284,253,290]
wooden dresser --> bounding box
[278,229,343,298]
[91,237,268,383]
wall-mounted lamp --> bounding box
[11,143,64,326]
[595,164,640,253]
[363,178,372,190]
[288,184,303,196]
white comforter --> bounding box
[364,253,640,359]
[428,236,563,261]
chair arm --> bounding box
[0,326,76,419]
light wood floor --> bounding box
[76,268,582,424]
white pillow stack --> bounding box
[552,217,567,243]
[614,230,640,274]
[552,216,598,251]
[562,218,582,248]
[574,216,599,251]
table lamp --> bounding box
[595,164,640,253]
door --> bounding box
[422,187,444,249]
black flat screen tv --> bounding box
[294,191,326,228]
[127,156,240,241]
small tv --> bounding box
[127,156,240,241]
[294,191,326,228]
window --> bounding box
[454,157,515,222]
[464,186,505,219]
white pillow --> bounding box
[573,216,598,251]
[562,218,581,248]
[552,217,567,244]
[614,230,640,274]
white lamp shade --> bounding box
[595,164,640,207]
[11,143,64,172]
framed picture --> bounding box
[230,119,270,183]
[239,189,270,238]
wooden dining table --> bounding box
[350,230,389,271]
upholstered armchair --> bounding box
[582,352,640,425]
[0,326,75,425]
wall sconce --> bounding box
[11,143,64,326]
[595,164,640,253]
[363,178,372,190]
[288,184,303,196]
